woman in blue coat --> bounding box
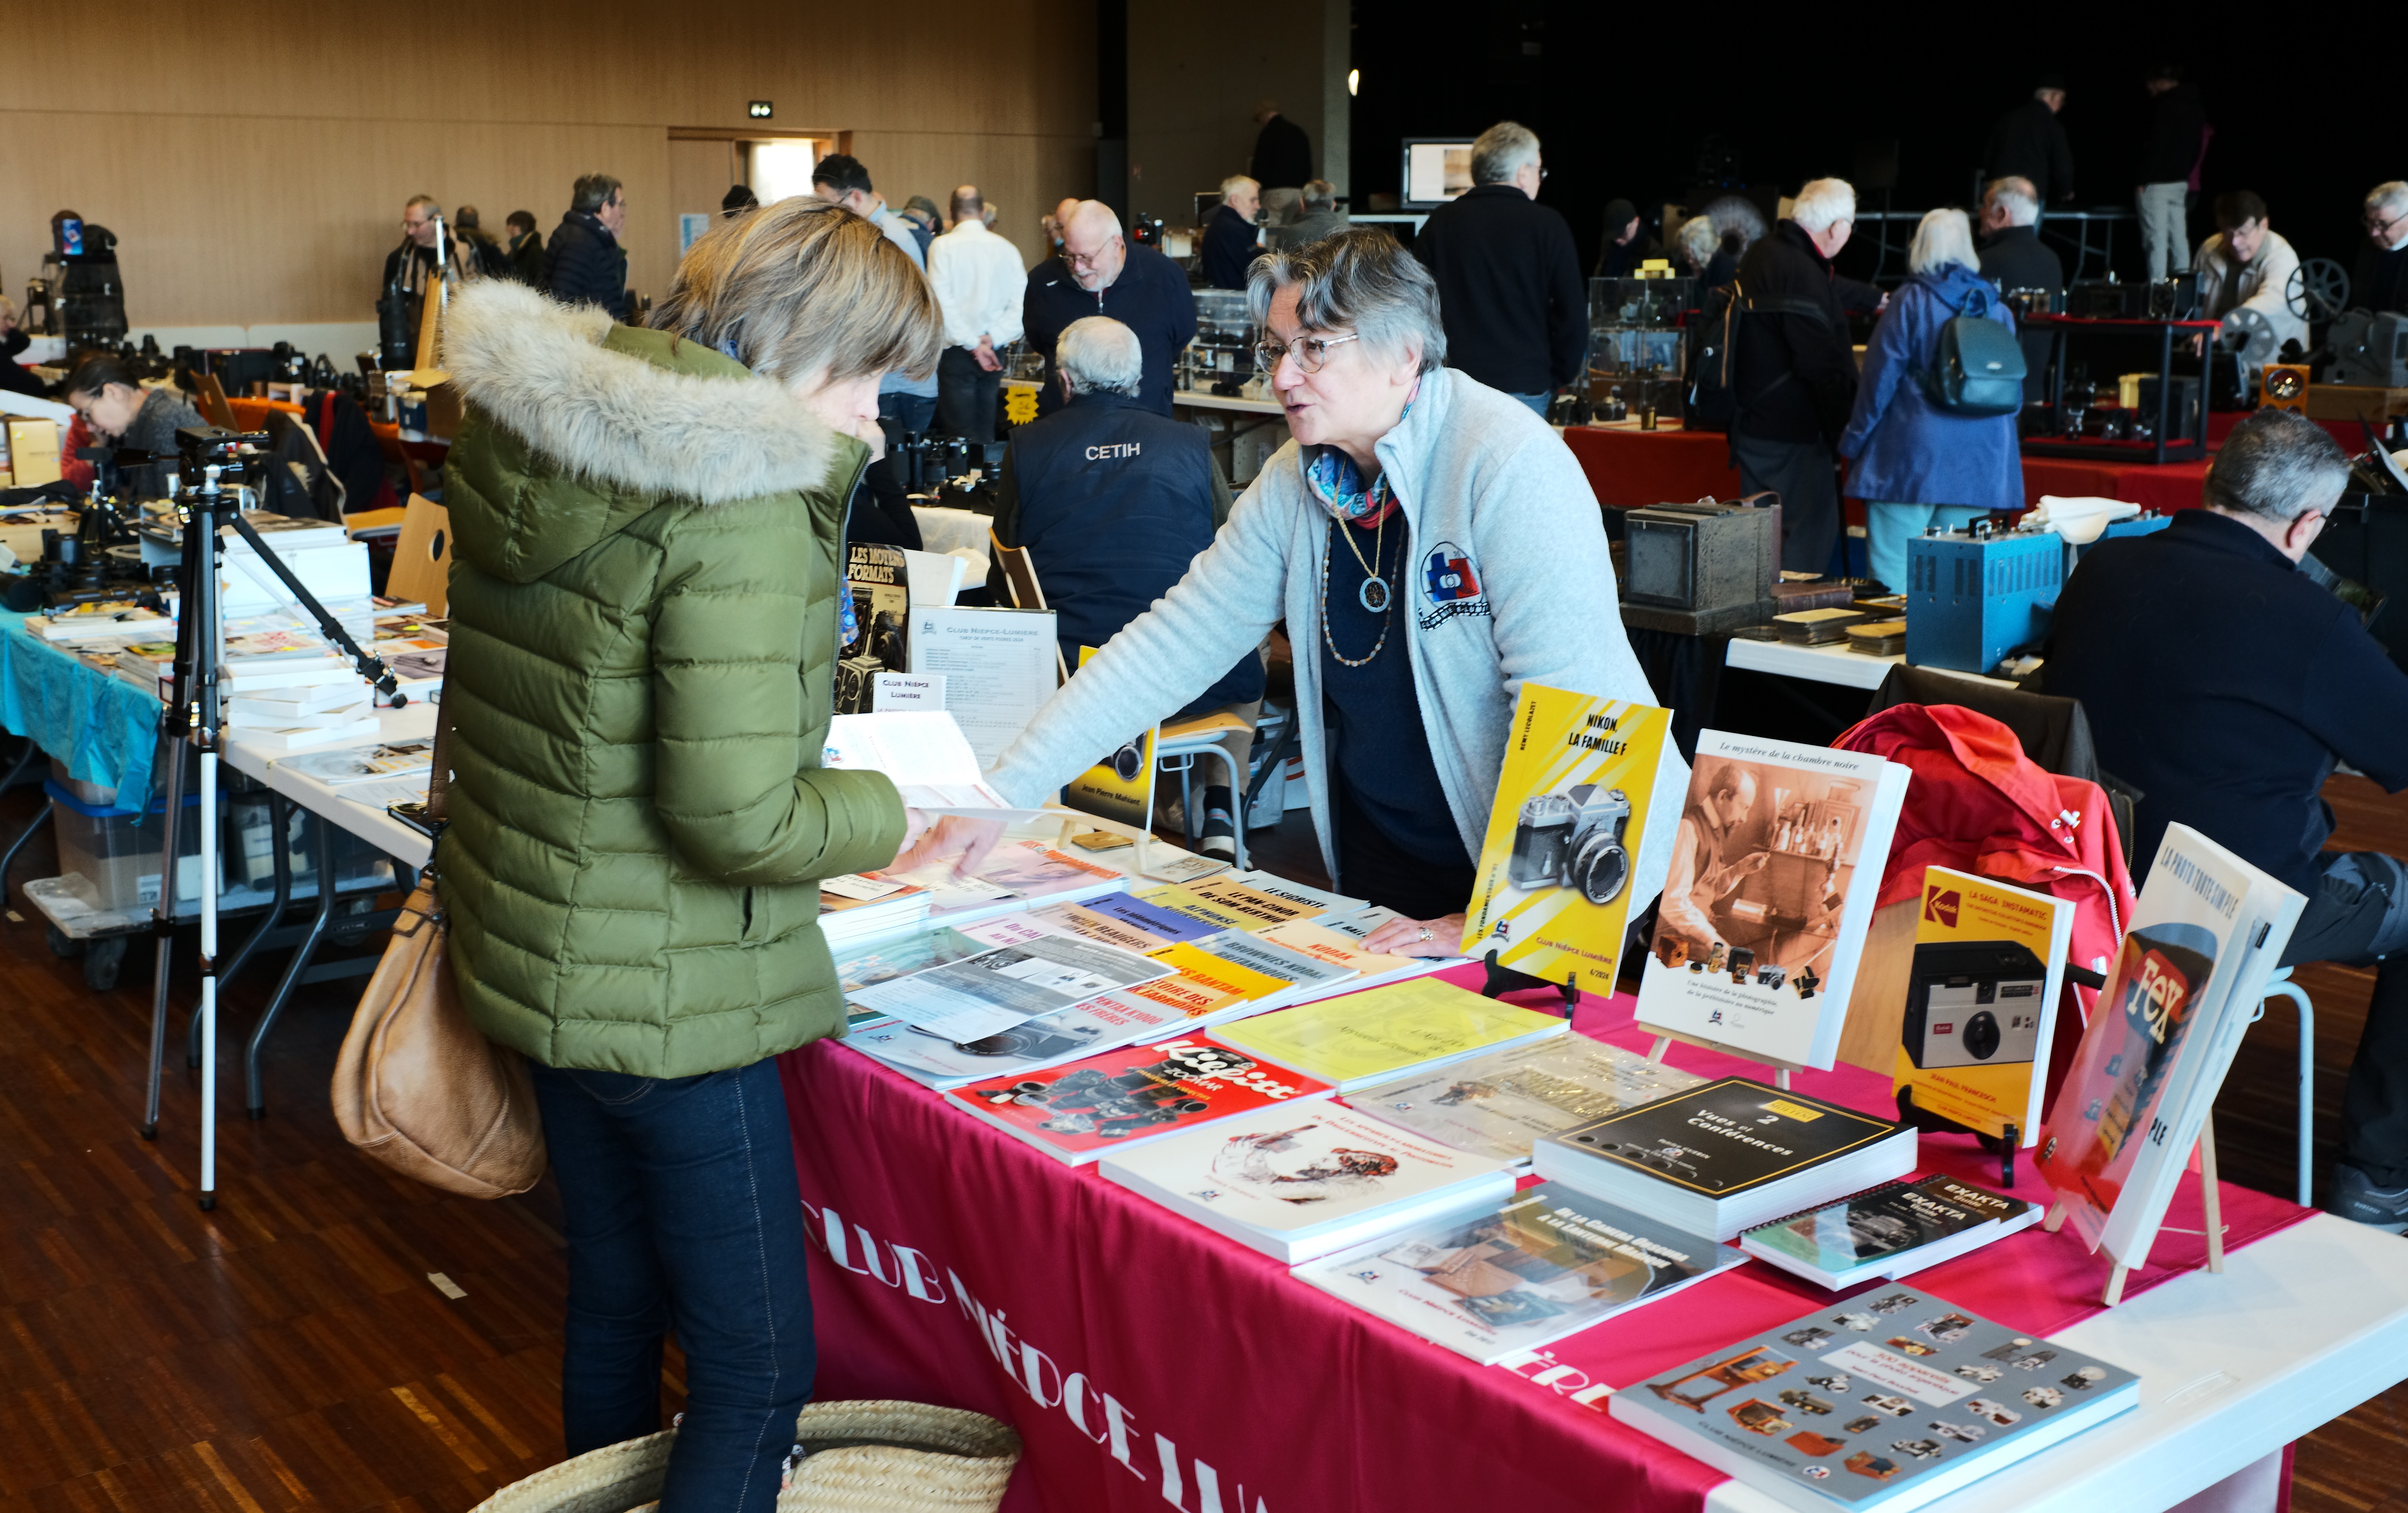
[1839,209,2025,592]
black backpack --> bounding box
[1918,285,2026,417]
[1686,280,1838,432]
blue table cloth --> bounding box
[0,607,163,812]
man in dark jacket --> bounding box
[2137,64,2208,280]
[988,316,1259,857]
[1203,176,1266,290]
[1593,198,1663,279]
[2354,181,2408,316]
[1024,201,1197,419]
[1983,78,2074,208]
[504,211,545,285]
[1271,179,1349,251]
[543,172,630,320]
[2044,410,2408,1230]
[1411,121,1585,412]
[1731,178,1859,573]
[1249,101,1312,192]
[1978,176,2063,403]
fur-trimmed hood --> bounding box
[440,279,851,583]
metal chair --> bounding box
[2254,966,2316,1207]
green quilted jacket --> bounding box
[434,279,906,1078]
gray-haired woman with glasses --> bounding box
[901,229,1685,957]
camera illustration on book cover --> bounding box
[1462,685,1673,990]
[840,541,910,713]
[1615,1290,2137,1506]
[1059,644,1158,828]
[1889,868,2074,1145]
[963,1037,1318,1144]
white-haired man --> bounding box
[986,316,1258,857]
[1204,175,1266,290]
[1978,176,2062,404]
[2356,181,2408,316]
[1023,200,1198,419]
[1731,177,1860,573]
[1412,120,1586,413]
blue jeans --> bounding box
[1508,390,1551,416]
[531,1057,813,1513]
[1865,501,1985,594]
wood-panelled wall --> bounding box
[0,0,1097,330]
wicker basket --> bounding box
[472,1402,1020,1513]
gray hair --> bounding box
[1469,122,1540,186]
[1791,178,1856,235]
[1219,175,1258,202]
[2205,409,2352,523]
[571,173,622,215]
[1247,228,1445,374]
[1057,316,1143,396]
[1702,195,1766,251]
[1908,209,1980,276]
[1300,178,1337,212]
[2368,181,2408,218]
[1675,215,1718,270]
[1985,177,2040,228]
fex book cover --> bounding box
[1462,685,1671,990]
[1889,868,2073,1146]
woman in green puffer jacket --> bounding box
[438,200,938,1513]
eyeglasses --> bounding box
[1254,332,1361,375]
[1065,238,1121,269]
[2369,211,2405,237]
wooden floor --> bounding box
[0,770,2403,1511]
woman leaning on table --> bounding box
[437,199,940,1513]
[906,228,1687,956]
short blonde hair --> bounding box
[1908,208,1980,276]
[654,198,940,385]
[1791,178,1856,235]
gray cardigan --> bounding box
[987,365,1688,911]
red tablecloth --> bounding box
[2021,453,2210,512]
[781,970,2313,1513]
[1563,426,1743,509]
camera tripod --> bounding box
[135,426,400,1209]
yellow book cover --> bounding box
[1183,876,1318,929]
[1127,942,1293,1020]
[1060,645,1156,827]
[1891,866,2073,1143]
[1214,977,1571,1089]
[1135,884,1255,932]
[1460,684,1673,990]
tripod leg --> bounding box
[0,799,53,902]
[0,735,40,797]
[209,792,294,1049]
[198,749,219,1210]
[246,808,336,1118]
[141,747,191,1141]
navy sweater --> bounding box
[1023,245,1198,419]
[2044,509,2408,893]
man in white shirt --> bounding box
[927,183,1026,441]
[2194,190,2307,361]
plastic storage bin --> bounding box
[46,780,207,913]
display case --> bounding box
[1588,270,1693,421]
[1183,289,1258,392]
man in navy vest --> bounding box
[987,317,1263,856]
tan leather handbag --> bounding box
[332,703,546,1198]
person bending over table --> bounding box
[438,200,946,1512]
[905,229,1685,955]
[61,354,204,499]
[1838,209,2024,594]
[2043,409,2408,1229]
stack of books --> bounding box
[1347,1036,1706,1167]
[1533,1078,1917,1240]
[1099,1101,1518,1262]
[218,630,377,748]
[945,1035,1335,1165]
[1739,1176,2038,1290]
[1214,977,1573,1095]
[220,515,373,637]
[817,876,931,953]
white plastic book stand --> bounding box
[1643,1029,1806,1092]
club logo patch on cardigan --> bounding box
[1417,541,1491,629]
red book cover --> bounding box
[946,1036,1335,1165]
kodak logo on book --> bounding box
[1924,886,1960,928]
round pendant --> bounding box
[1358,576,1391,614]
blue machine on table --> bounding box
[1903,512,2172,674]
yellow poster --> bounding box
[1459,685,1671,991]
[1060,644,1156,828]
[1891,866,2073,1144]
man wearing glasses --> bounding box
[2355,183,2408,316]
[1409,120,1584,416]
[2045,410,2408,1231]
[1024,201,1198,420]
